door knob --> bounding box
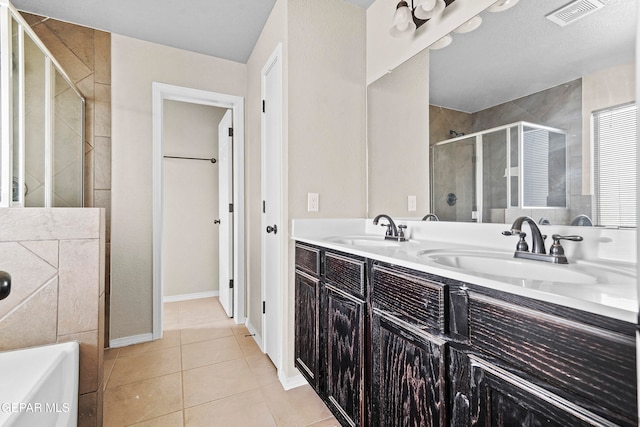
[266,224,278,234]
[0,271,11,301]
[214,219,221,224]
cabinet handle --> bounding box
[266,224,278,234]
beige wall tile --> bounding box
[94,31,111,85]
[94,83,111,138]
[94,137,111,190]
[19,239,59,268]
[94,191,111,239]
[58,330,100,395]
[0,208,101,241]
[78,391,98,427]
[31,24,92,83]
[58,239,100,335]
[44,19,95,71]
[0,279,58,351]
[0,242,57,318]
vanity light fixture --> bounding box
[429,34,452,50]
[390,1,417,37]
[453,15,482,33]
[389,0,453,38]
[488,0,520,13]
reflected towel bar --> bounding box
[163,155,217,163]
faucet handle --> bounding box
[502,230,529,252]
[549,234,583,257]
[380,223,393,236]
[398,224,407,241]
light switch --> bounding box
[408,195,417,212]
[308,193,319,212]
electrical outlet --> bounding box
[408,195,417,212]
[308,193,319,212]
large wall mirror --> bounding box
[368,0,636,227]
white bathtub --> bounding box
[0,342,79,427]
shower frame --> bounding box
[430,121,568,223]
[0,0,85,208]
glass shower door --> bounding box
[432,136,477,222]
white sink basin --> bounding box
[324,235,405,247]
[417,249,635,286]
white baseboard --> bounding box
[109,333,153,349]
[279,371,308,391]
[245,318,264,352]
[162,290,219,303]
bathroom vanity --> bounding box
[292,219,637,427]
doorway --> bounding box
[152,83,246,340]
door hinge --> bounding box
[262,301,266,314]
[229,279,234,289]
[228,127,234,137]
[229,203,234,213]
[262,200,266,213]
[262,100,266,113]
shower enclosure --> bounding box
[0,0,84,207]
[431,121,567,223]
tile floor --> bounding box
[103,297,338,427]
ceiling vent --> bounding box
[546,0,605,27]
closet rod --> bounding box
[163,155,217,164]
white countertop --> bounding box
[291,218,638,324]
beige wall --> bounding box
[111,35,246,341]
[162,101,226,298]
[368,49,429,217]
[245,0,287,341]
[0,208,105,427]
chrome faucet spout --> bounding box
[373,214,403,240]
[509,216,546,254]
[422,213,439,221]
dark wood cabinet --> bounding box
[371,310,446,427]
[467,355,617,427]
[294,270,319,387]
[293,242,637,427]
[323,284,365,427]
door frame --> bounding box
[151,82,246,340]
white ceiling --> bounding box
[12,0,376,63]
[429,0,636,113]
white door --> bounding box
[262,45,283,367]
[218,110,234,317]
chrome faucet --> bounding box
[503,216,582,264]
[373,214,407,241]
[422,213,439,221]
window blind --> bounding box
[593,103,637,227]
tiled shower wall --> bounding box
[0,208,105,427]
[429,79,585,221]
[22,13,112,342]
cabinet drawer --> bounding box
[295,243,321,276]
[372,264,447,333]
[324,251,366,299]
[468,291,637,426]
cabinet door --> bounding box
[469,355,616,427]
[323,284,365,427]
[295,270,319,388]
[371,310,447,427]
